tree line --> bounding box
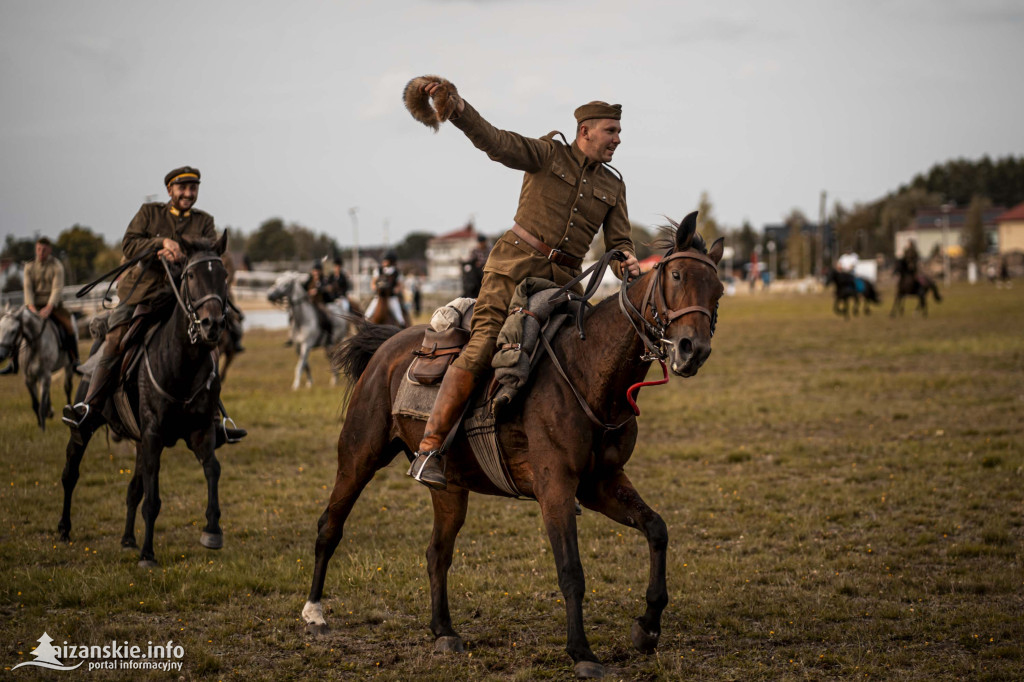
[4,155,1020,288]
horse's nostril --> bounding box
[680,338,693,356]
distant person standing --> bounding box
[23,237,78,367]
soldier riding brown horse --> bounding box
[302,212,724,678]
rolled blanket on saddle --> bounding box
[491,277,579,412]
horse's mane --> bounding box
[648,216,709,254]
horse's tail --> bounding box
[931,282,942,302]
[330,315,401,383]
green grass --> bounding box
[1,282,1022,680]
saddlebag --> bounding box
[409,326,470,385]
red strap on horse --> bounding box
[626,359,669,416]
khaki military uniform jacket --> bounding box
[447,102,635,376]
[451,101,634,282]
[117,203,217,306]
[23,255,66,309]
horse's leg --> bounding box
[58,422,97,542]
[63,362,74,408]
[25,372,42,428]
[537,475,603,676]
[326,346,338,388]
[137,435,164,567]
[303,410,401,634]
[188,427,222,549]
[578,471,668,656]
[303,343,315,388]
[39,374,52,429]
[292,344,304,390]
[427,488,469,652]
[122,467,142,549]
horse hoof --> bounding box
[59,533,71,544]
[121,540,138,551]
[200,532,223,550]
[630,619,660,653]
[434,636,465,653]
[574,661,606,678]
[305,622,329,636]
[138,559,159,569]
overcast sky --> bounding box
[2,0,1022,249]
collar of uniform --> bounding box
[569,141,601,169]
[168,204,191,218]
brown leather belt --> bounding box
[510,224,583,270]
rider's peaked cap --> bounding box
[573,101,621,125]
[164,166,201,186]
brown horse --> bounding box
[365,285,408,328]
[302,212,724,678]
[891,257,942,318]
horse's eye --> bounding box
[187,272,194,280]
[672,270,681,281]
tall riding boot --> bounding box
[408,365,477,490]
[62,327,125,435]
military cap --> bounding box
[574,101,622,124]
[311,262,323,272]
[164,166,202,186]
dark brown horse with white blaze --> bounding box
[58,234,231,568]
[303,212,724,678]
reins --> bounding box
[140,251,225,405]
[539,246,719,431]
[161,254,225,345]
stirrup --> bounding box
[220,416,245,444]
[61,402,90,428]
[407,450,447,490]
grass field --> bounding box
[1,282,1022,680]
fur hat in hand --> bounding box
[403,75,459,131]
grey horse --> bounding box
[0,304,77,430]
[266,272,350,390]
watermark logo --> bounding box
[11,633,82,671]
[11,632,184,673]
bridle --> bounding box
[618,249,720,361]
[161,253,226,344]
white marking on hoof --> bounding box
[434,636,465,653]
[200,531,223,549]
[138,559,159,569]
[574,660,606,678]
[303,601,328,634]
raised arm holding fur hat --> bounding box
[402,74,640,490]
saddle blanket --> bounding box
[392,371,527,498]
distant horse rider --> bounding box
[899,240,929,288]
[6,236,79,375]
[304,262,334,340]
[62,166,247,446]
[323,257,355,310]
[406,77,640,489]
[365,251,410,327]
[462,234,489,298]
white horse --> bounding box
[0,305,78,430]
[266,272,350,390]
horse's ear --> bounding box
[215,229,228,256]
[708,237,725,265]
[676,211,698,250]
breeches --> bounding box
[452,271,517,377]
[49,307,75,338]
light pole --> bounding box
[348,207,360,298]
[767,240,776,286]
[941,202,953,287]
